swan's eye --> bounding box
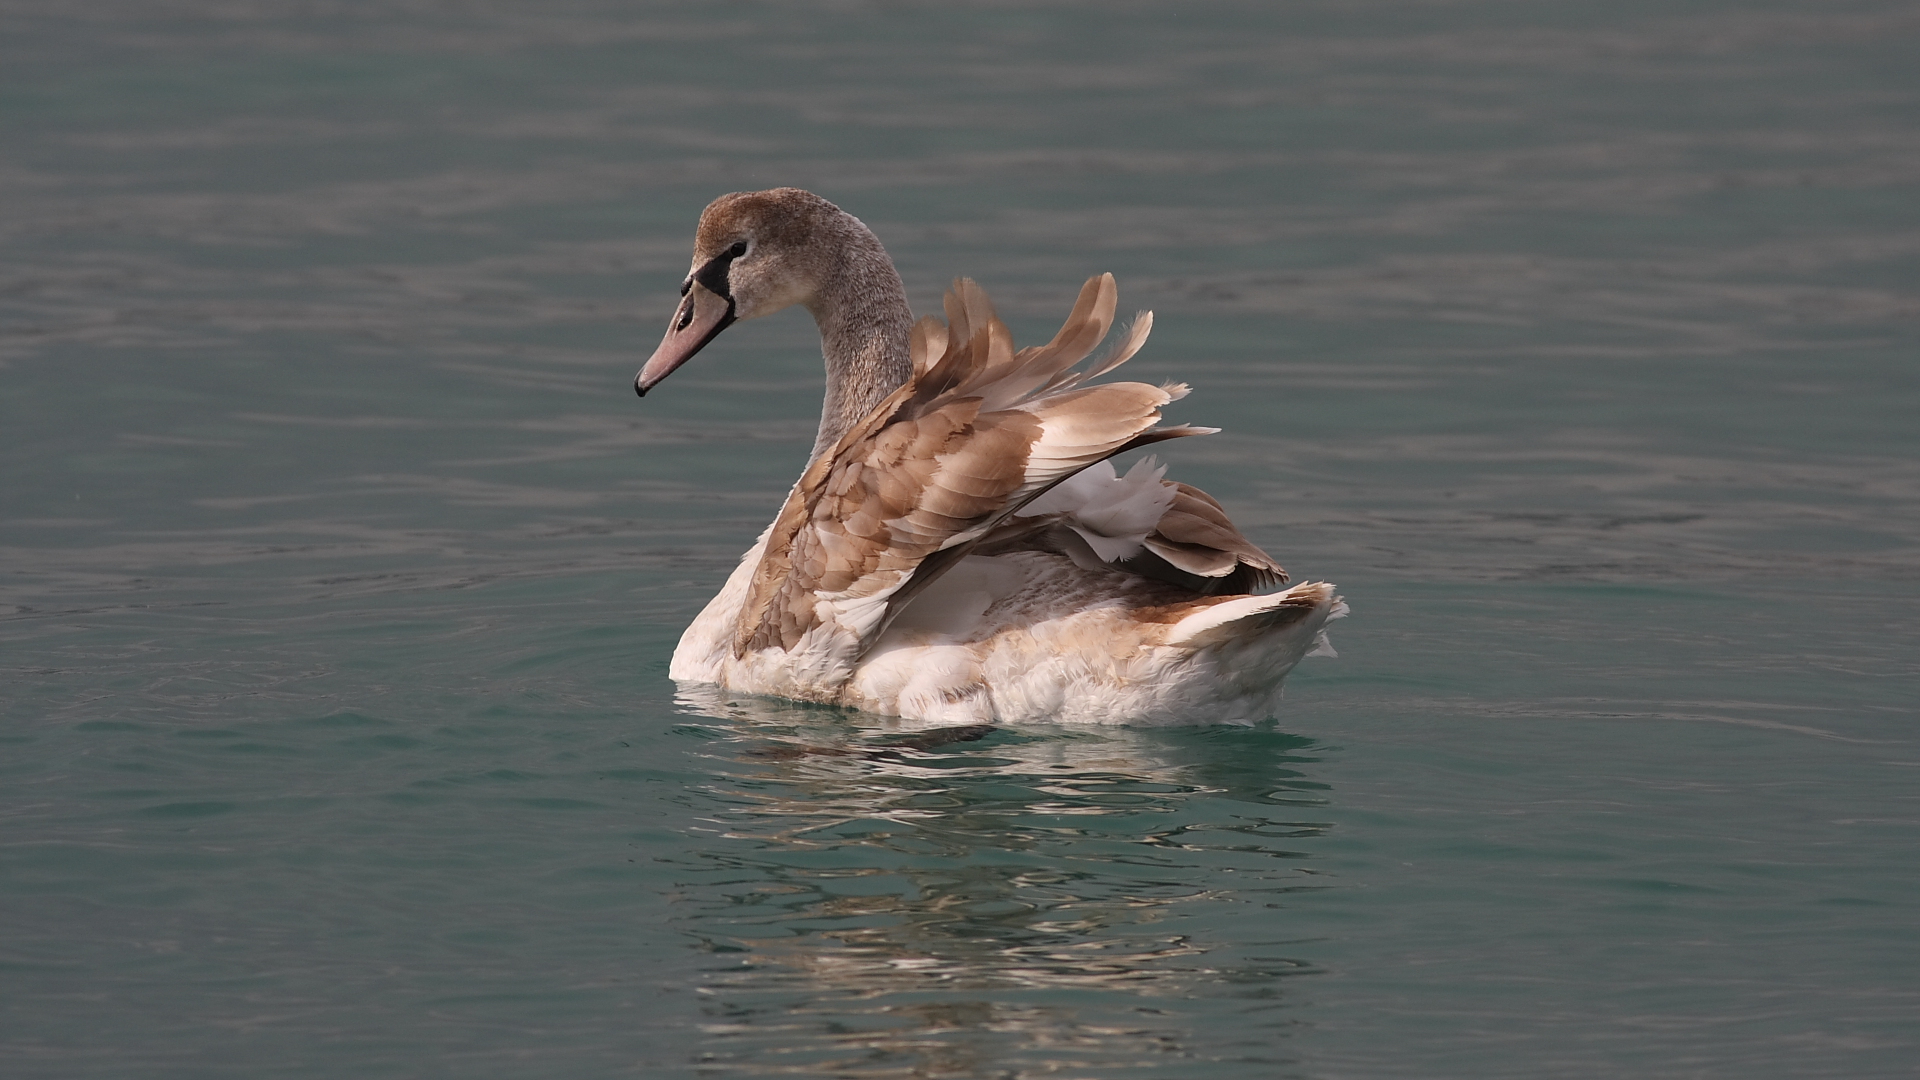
[689,243,746,301]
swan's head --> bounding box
[635,188,848,396]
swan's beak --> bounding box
[635,280,735,396]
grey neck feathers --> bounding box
[802,214,914,463]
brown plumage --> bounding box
[635,189,1343,725]
[733,273,1249,660]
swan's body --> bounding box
[637,189,1343,726]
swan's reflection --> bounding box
[668,686,1334,1076]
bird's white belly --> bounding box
[671,547,1334,726]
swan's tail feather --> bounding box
[1306,596,1350,657]
[1166,581,1342,649]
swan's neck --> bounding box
[802,220,914,463]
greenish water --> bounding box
[3,2,1916,1076]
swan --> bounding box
[635,188,1344,726]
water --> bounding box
[3,1,1917,1076]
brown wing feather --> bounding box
[1134,483,1288,594]
[734,275,1205,660]
[966,477,1289,598]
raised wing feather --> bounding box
[973,463,1288,596]
[1134,482,1289,594]
[734,275,1202,661]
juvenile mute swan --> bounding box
[636,188,1343,725]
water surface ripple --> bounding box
[3,2,1917,1077]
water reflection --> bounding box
[668,688,1333,1076]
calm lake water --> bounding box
[4,2,1917,1076]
